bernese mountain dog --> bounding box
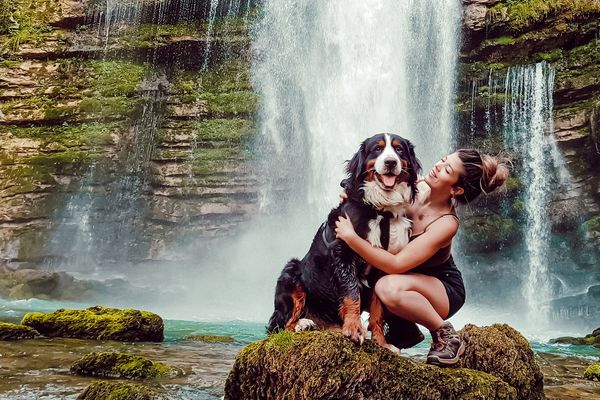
[267,133,421,348]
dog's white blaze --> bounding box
[374,133,401,175]
[362,181,411,209]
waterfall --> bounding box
[252,0,462,218]
[503,62,556,321]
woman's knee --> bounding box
[375,276,408,304]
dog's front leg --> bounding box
[333,254,366,345]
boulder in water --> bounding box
[78,381,165,400]
[457,324,545,400]
[71,352,169,379]
[0,321,40,340]
[21,306,164,342]
[225,328,538,400]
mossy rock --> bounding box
[0,321,39,340]
[225,330,519,400]
[457,324,544,400]
[21,306,164,341]
[77,381,165,400]
[584,362,600,381]
[185,334,234,343]
[71,352,169,379]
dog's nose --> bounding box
[385,159,397,169]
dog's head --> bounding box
[345,133,421,207]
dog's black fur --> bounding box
[267,133,421,343]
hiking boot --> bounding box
[426,321,464,367]
[384,316,425,349]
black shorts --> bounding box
[414,256,466,319]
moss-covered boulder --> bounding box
[77,381,165,400]
[185,334,234,343]
[0,321,40,340]
[225,330,519,400]
[584,362,600,381]
[71,352,169,379]
[457,324,545,400]
[21,306,164,341]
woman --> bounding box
[335,149,509,366]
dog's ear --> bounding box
[345,140,367,192]
[404,139,421,202]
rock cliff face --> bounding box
[458,0,600,322]
[0,0,259,268]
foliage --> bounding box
[78,381,164,400]
[490,0,600,33]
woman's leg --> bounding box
[375,272,464,366]
[374,273,449,331]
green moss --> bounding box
[490,0,600,33]
[78,381,162,400]
[190,147,250,175]
[195,118,254,142]
[0,321,39,340]
[535,49,563,62]
[71,352,169,379]
[89,60,148,97]
[21,306,164,341]
[185,334,234,343]
[199,91,257,115]
[494,36,516,45]
[584,362,600,381]
[1,0,61,51]
[6,122,120,147]
[583,215,600,233]
[79,96,136,118]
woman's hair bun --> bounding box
[480,154,510,194]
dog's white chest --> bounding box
[366,213,411,254]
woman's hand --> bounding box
[335,214,357,242]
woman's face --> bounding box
[424,152,465,192]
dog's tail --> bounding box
[267,258,303,334]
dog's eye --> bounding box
[374,146,382,152]
[394,146,402,153]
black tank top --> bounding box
[409,213,459,270]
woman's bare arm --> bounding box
[336,216,458,274]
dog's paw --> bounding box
[342,320,367,345]
[295,318,317,332]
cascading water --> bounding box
[503,62,556,322]
[252,0,462,218]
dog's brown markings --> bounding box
[391,139,400,147]
[285,285,306,331]
[340,297,366,343]
[365,159,376,181]
[368,291,388,347]
[378,139,385,148]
